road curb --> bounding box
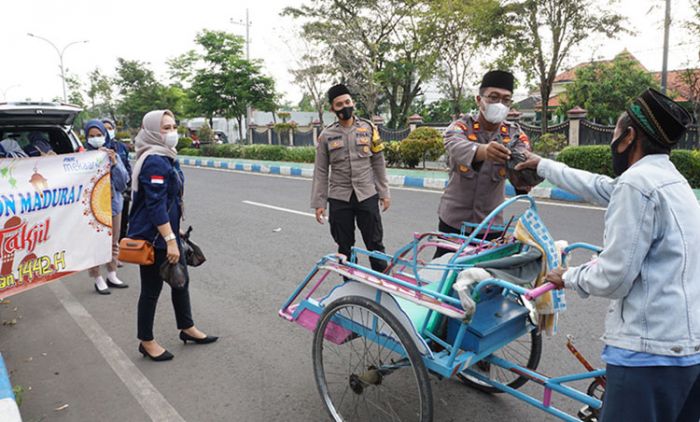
[179,156,588,203]
[0,354,21,422]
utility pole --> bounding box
[27,33,89,103]
[231,8,253,143]
[661,0,671,95]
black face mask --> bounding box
[335,106,354,121]
[611,129,636,176]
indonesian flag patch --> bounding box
[151,175,165,185]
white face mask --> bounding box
[481,101,510,124]
[87,136,106,148]
[163,131,179,148]
[107,129,116,140]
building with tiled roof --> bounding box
[516,50,698,123]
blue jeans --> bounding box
[601,364,700,422]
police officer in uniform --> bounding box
[311,84,390,272]
[436,70,535,257]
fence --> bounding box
[378,126,411,142]
[248,125,317,146]
[251,128,268,145]
[578,120,615,146]
[294,128,315,147]
[679,125,699,150]
[247,112,700,150]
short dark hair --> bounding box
[617,112,671,155]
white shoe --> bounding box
[94,276,110,295]
[106,272,129,289]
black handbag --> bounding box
[181,226,206,267]
[159,260,188,290]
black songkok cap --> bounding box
[480,70,515,92]
[627,88,692,147]
[327,84,351,103]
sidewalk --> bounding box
[177,155,700,204]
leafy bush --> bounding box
[670,150,700,188]
[241,145,287,161]
[219,144,243,158]
[398,127,444,168]
[179,147,200,156]
[115,131,130,140]
[273,122,298,132]
[385,141,402,167]
[557,146,700,188]
[283,146,316,163]
[196,144,235,158]
[556,145,613,177]
[199,123,214,144]
[398,139,423,168]
[533,133,567,157]
[176,137,193,151]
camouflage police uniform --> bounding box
[310,117,390,272]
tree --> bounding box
[172,30,277,142]
[500,0,625,132]
[86,68,116,120]
[284,0,444,128]
[287,36,330,126]
[677,67,700,124]
[428,0,503,117]
[114,58,185,129]
[291,63,327,125]
[64,74,85,109]
[413,97,478,123]
[64,73,90,131]
[297,94,316,112]
[559,53,659,124]
[686,2,700,61]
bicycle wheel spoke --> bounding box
[313,298,428,421]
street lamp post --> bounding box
[1,84,20,101]
[27,33,88,103]
[231,10,252,143]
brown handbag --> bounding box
[118,238,155,265]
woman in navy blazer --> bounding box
[129,109,217,362]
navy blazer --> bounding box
[128,155,184,249]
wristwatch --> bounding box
[163,233,177,242]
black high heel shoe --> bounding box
[179,331,219,345]
[138,343,174,361]
[106,279,129,289]
[94,283,111,295]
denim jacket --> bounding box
[538,155,700,357]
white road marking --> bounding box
[184,163,606,212]
[242,200,317,218]
[49,282,185,422]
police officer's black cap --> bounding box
[627,88,692,147]
[480,70,515,92]
[328,84,351,103]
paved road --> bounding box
[1,166,610,422]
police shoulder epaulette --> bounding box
[357,117,375,128]
[357,118,384,153]
[324,121,340,130]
